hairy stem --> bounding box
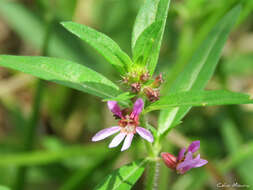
[145,161,161,190]
[141,114,162,190]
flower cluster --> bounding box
[161,141,208,174]
[123,70,164,102]
[92,98,154,151]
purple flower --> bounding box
[92,98,154,151]
[161,140,208,174]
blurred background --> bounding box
[0,0,253,190]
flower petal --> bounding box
[194,154,200,160]
[177,164,193,174]
[194,159,208,168]
[177,147,186,161]
[176,152,194,170]
[188,140,200,153]
[121,134,134,151]
[176,152,207,174]
[91,126,120,141]
[130,98,144,119]
[136,127,154,142]
[176,158,196,174]
[109,132,126,148]
[107,101,122,118]
[184,151,193,161]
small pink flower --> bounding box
[161,140,208,174]
[92,98,154,151]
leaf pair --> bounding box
[63,0,171,76]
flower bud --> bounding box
[131,82,141,93]
[152,74,164,88]
[161,152,177,169]
[144,87,160,102]
[140,72,150,82]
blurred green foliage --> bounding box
[0,0,252,190]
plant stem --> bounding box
[141,116,162,190]
[145,140,162,190]
[13,15,53,190]
[145,161,161,190]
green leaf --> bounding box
[145,90,253,113]
[0,55,121,99]
[158,5,241,135]
[133,21,162,67]
[94,159,147,190]
[132,0,170,75]
[61,21,132,74]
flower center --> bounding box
[118,114,139,134]
[121,125,136,134]
[119,115,139,126]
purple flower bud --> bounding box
[161,152,177,169]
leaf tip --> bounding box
[60,21,71,28]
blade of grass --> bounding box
[158,5,241,136]
[0,186,11,190]
[164,0,238,88]
[220,118,253,188]
[13,80,44,190]
[0,0,89,64]
[0,145,109,167]
[59,150,119,190]
[12,12,53,190]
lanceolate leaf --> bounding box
[94,159,147,190]
[132,0,170,75]
[0,55,121,99]
[61,21,133,74]
[158,5,241,135]
[133,21,162,66]
[145,90,253,113]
